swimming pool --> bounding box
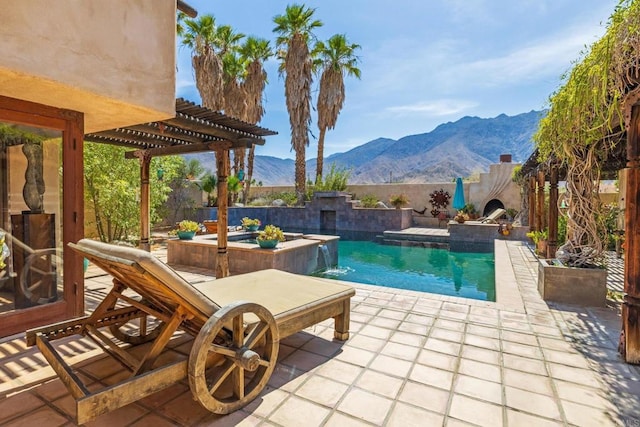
[316,241,495,301]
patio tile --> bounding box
[323,412,374,427]
[449,394,503,427]
[434,318,466,332]
[460,345,501,365]
[502,353,548,376]
[548,363,603,388]
[468,314,500,326]
[369,316,402,330]
[242,388,290,417]
[138,382,189,409]
[355,370,404,399]
[380,341,420,361]
[31,378,70,402]
[466,324,500,339]
[3,406,68,427]
[439,310,468,321]
[315,359,364,385]
[281,349,329,372]
[503,368,553,396]
[504,386,561,420]
[417,348,459,371]
[397,381,449,414]
[501,329,538,346]
[295,375,349,408]
[537,336,575,351]
[378,308,407,320]
[300,337,344,357]
[542,348,591,369]
[405,313,436,325]
[505,409,563,427]
[156,391,211,425]
[279,332,314,348]
[129,412,191,427]
[369,354,413,378]
[337,388,394,425]
[0,392,45,424]
[429,328,464,343]
[409,363,454,390]
[464,334,501,352]
[458,358,501,383]
[270,396,330,426]
[425,337,462,357]
[85,403,149,427]
[347,334,387,352]
[562,400,621,426]
[267,363,308,391]
[554,380,613,409]
[358,324,393,340]
[389,331,425,347]
[198,411,263,427]
[396,321,430,336]
[335,346,376,367]
[454,374,503,405]
[386,402,444,427]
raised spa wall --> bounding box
[167,231,339,276]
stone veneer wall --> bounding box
[448,222,529,252]
[193,192,413,238]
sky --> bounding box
[176,0,620,161]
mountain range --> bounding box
[188,110,545,185]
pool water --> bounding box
[316,241,495,301]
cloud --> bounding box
[386,99,479,117]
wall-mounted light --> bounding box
[157,167,164,181]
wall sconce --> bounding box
[157,167,164,181]
[237,169,245,181]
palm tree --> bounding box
[223,51,249,178]
[315,34,361,182]
[179,14,224,110]
[239,36,273,203]
[273,4,323,205]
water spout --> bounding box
[318,244,331,269]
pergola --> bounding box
[84,98,277,278]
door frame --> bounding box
[0,95,84,337]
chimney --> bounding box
[499,154,512,163]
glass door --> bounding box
[0,97,84,337]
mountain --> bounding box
[187,110,544,185]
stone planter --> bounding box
[537,259,607,307]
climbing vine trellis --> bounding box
[532,0,640,267]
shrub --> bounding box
[257,225,285,242]
[359,194,379,208]
[389,193,409,208]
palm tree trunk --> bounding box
[243,145,255,204]
[316,127,326,183]
[295,144,306,205]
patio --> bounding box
[0,240,638,426]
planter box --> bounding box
[538,259,607,307]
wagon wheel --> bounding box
[109,313,164,345]
[19,248,62,305]
[188,301,279,414]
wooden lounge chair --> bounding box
[26,239,354,424]
[480,208,507,224]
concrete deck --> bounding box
[0,240,638,426]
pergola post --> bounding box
[536,170,545,232]
[622,104,640,363]
[528,176,536,230]
[548,168,559,258]
[215,149,230,278]
[138,152,151,252]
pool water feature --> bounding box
[316,241,495,301]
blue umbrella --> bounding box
[452,177,465,211]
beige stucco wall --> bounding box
[0,0,176,132]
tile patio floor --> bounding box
[0,240,639,426]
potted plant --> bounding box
[526,229,548,256]
[257,224,285,249]
[461,203,478,219]
[389,193,409,209]
[171,220,200,240]
[453,211,469,223]
[505,207,518,221]
[241,217,261,231]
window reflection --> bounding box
[0,122,63,313]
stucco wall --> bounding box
[0,0,176,132]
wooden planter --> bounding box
[537,259,607,307]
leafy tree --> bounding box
[83,143,180,242]
[227,175,243,204]
[273,4,323,205]
[314,34,361,182]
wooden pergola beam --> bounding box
[123,139,261,159]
